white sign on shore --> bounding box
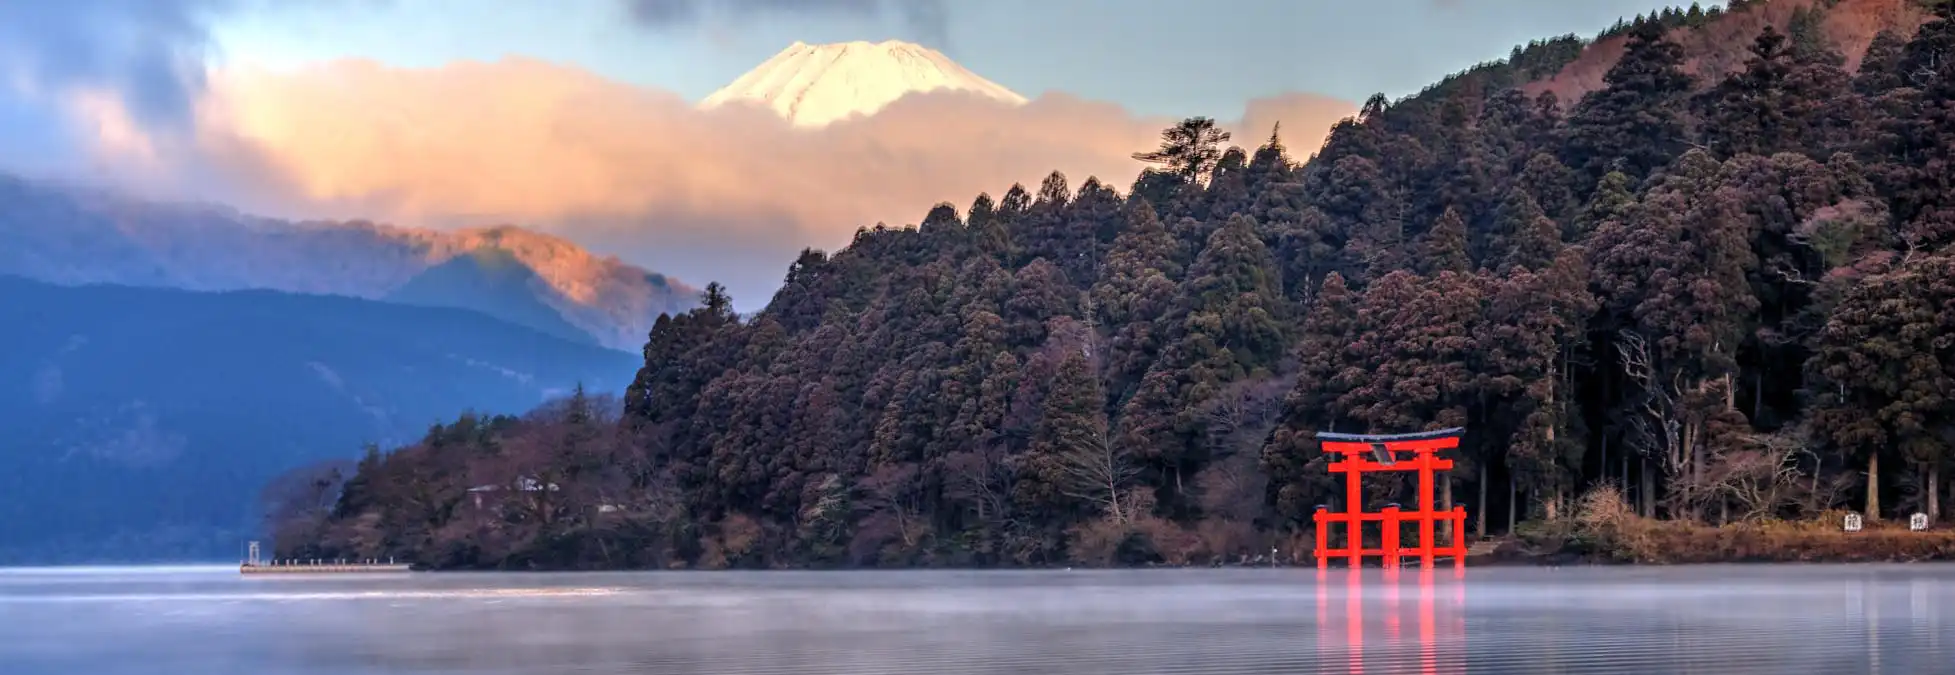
[1843,513,1863,532]
[1910,513,1929,531]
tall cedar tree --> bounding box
[1564,22,1694,184]
[292,2,1955,570]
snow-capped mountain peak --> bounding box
[699,40,1028,128]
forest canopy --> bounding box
[270,2,1955,569]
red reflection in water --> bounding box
[1316,567,1467,674]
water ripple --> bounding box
[0,565,1948,674]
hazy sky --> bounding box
[209,0,1692,117]
[1,0,1702,306]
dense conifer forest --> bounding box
[271,1,1955,569]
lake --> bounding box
[1,564,1949,674]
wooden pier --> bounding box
[240,561,413,574]
[239,540,412,574]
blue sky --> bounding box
[210,0,1703,118]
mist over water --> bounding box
[1,565,1949,674]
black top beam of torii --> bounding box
[1314,427,1466,443]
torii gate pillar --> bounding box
[1311,428,1469,569]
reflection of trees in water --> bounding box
[146,569,1954,674]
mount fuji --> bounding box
[700,40,1028,128]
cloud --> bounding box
[139,59,1353,304]
[0,0,221,132]
[2,0,1356,307]
[622,0,953,49]
[0,0,393,187]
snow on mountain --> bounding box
[700,40,1028,128]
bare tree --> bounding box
[1617,331,1674,514]
[1056,429,1142,523]
[1615,330,1734,519]
[859,463,929,548]
[1704,435,1809,521]
[638,464,686,523]
[947,445,1018,528]
[1202,377,1288,460]
[1196,450,1268,524]
[260,458,354,550]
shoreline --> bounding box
[375,549,1955,573]
[278,503,1955,572]
[14,552,1955,573]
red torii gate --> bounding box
[1312,427,1469,569]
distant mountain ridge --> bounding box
[0,173,697,349]
[384,247,600,345]
[700,40,1028,127]
[0,274,639,563]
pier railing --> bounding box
[240,558,412,574]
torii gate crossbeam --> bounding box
[1312,427,1469,569]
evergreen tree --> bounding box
[1564,22,1694,184]
[1515,152,1578,223]
[1024,353,1121,521]
[1492,189,1562,273]
[1572,170,1634,241]
[1261,272,1358,523]
[1020,171,1083,272]
[1118,215,1286,508]
[1809,254,1955,521]
[1785,6,1844,67]
[1421,207,1472,275]
[1243,123,1295,197]
[1877,4,1955,248]
[1090,202,1183,405]
[1853,30,1908,97]
[295,8,1955,569]
[1589,150,1757,516]
[918,202,962,238]
[1132,117,1233,185]
[1699,26,1795,158]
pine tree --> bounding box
[1019,171,1077,270]
[1492,189,1561,273]
[1572,170,1634,241]
[1260,272,1359,523]
[1090,202,1183,405]
[1853,30,1908,97]
[1515,152,1578,223]
[1589,150,1757,516]
[1699,26,1794,158]
[1132,117,1233,185]
[1421,207,1472,275]
[1025,353,1126,521]
[1243,123,1295,197]
[1117,215,1286,507]
[1785,6,1844,67]
[1878,4,1955,248]
[1564,22,1694,183]
[1809,254,1955,521]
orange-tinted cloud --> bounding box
[90,57,1358,302]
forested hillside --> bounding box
[279,1,1955,569]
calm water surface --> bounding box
[1,564,1951,674]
